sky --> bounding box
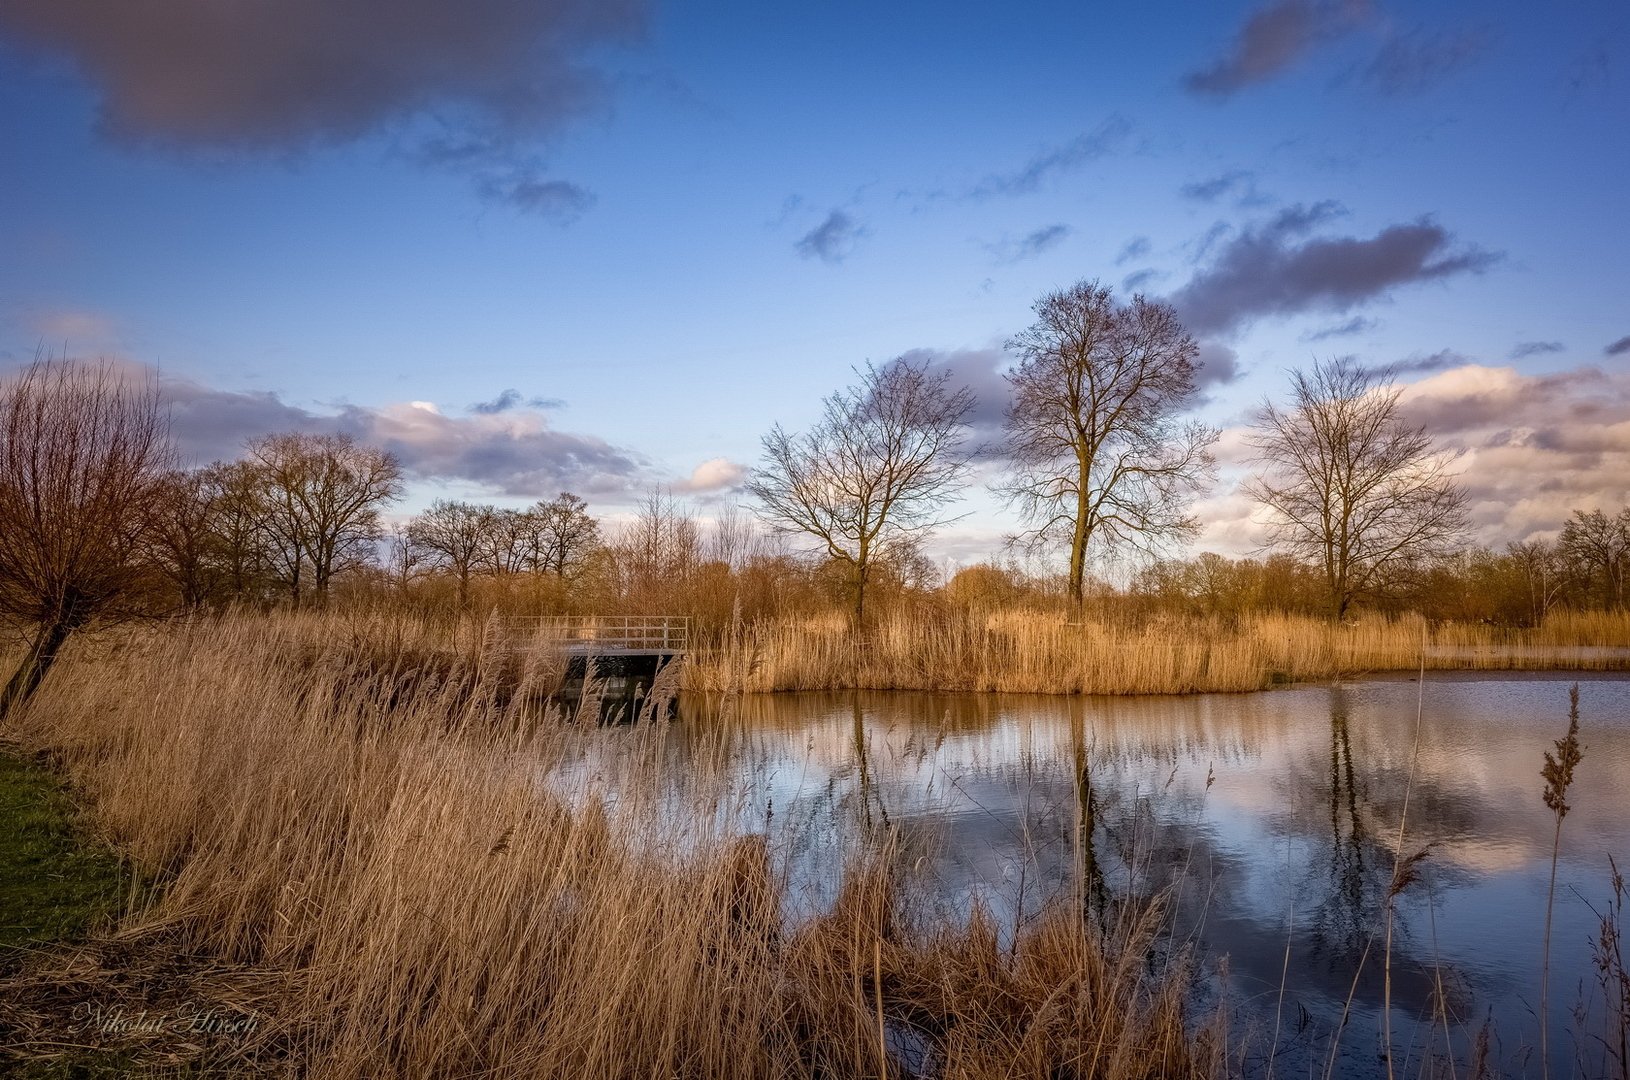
[1,0,1627,567]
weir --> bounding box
[502,615,689,721]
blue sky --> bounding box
[1,0,1626,561]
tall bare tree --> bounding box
[0,359,172,716]
[748,356,974,624]
[999,281,1218,607]
[245,433,402,606]
[1246,357,1469,619]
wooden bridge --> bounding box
[500,616,689,721]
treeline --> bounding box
[143,427,1630,633]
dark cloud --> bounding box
[1509,341,1564,360]
[1301,315,1377,341]
[472,390,521,415]
[1168,202,1501,337]
[0,0,644,213]
[1185,0,1370,97]
[474,173,594,218]
[969,115,1131,198]
[986,224,1071,263]
[892,347,1010,447]
[1122,268,1163,292]
[1382,349,1471,376]
[796,210,866,263]
[1606,336,1630,357]
[1180,170,1270,206]
[470,389,566,415]
[1359,26,1491,96]
[1194,342,1242,388]
[1115,236,1152,266]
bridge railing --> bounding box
[501,615,690,652]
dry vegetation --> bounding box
[0,613,1223,1078]
[687,608,1630,694]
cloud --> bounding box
[1168,202,1501,337]
[1179,170,1270,207]
[470,389,567,415]
[1115,237,1151,266]
[1185,0,1370,97]
[1122,268,1163,292]
[1509,341,1564,360]
[891,347,1009,447]
[1383,349,1471,376]
[43,359,651,497]
[1606,336,1630,357]
[1301,315,1377,341]
[0,0,645,213]
[1200,362,1630,552]
[969,115,1131,198]
[474,173,594,218]
[674,457,747,494]
[986,223,1071,263]
[15,306,120,345]
[1194,342,1242,388]
[1359,26,1491,96]
[796,210,866,263]
[1393,364,1630,542]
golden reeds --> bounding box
[1,612,1219,1078]
[687,609,1630,695]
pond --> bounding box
[655,674,1630,1078]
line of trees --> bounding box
[747,281,1471,624]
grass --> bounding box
[0,749,125,951]
[0,612,1221,1078]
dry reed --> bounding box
[0,612,1220,1079]
[685,609,1630,695]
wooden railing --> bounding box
[501,615,690,652]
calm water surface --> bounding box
[621,675,1630,1077]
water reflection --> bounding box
[650,674,1630,1078]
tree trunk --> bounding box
[0,619,74,721]
[1068,483,1091,610]
[852,561,869,629]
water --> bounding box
[657,674,1630,1078]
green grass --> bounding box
[0,749,125,952]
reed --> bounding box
[0,612,1217,1078]
[681,609,1630,693]
[686,609,1630,694]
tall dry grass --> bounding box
[1,612,1220,1079]
[686,609,1630,694]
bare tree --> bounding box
[201,459,273,604]
[0,359,172,716]
[747,356,974,624]
[406,499,490,607]
[145,469,220,609]
[245,433,402,606]
[1558,507,1630,609]
[521,492,600,578]
[999,281,1218,607]
[1246,357,1469,620]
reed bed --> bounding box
[685,609,1630,694]
[0,613,1220,1079]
